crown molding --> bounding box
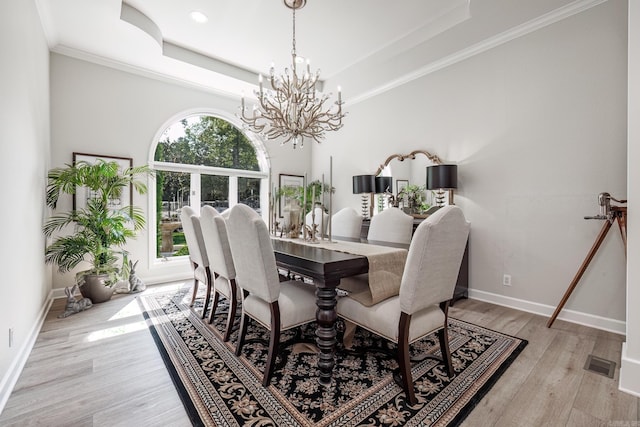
[50,45,242,102]
[347,0,608,107]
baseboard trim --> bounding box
[620,343,640,397]
[468,289,626,335]
[0,292,54,415]
[49,273,192,300]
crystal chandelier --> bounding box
[239,0,346,149]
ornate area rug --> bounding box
[138,286,527,426]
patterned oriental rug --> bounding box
[138,286,527,427]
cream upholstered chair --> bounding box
[367,206,413,244]
[305,206,329,236]
[331,207,363,239]
[226,204,317,386]
[337,206,470,405]
[180,206,212,319]
[200,205,238,342]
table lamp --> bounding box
[352,175,375,219]
[374,176,393,212]
[374,176,393,194]
[426,164,458,206]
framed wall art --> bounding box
[278,173,304,217]
[396,179,409,196]
[72,152,133,212]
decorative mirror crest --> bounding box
[374,150,442,176]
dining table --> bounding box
[271,236,408,386]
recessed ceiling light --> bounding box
[189,10,208,24]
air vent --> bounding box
[584,354,616,379]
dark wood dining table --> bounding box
[272,235,468,386]
[271,238,371,386]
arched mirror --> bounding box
[374,150,444,216]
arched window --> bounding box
[149,111,269,259]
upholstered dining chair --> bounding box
[367,206,414,244]
[200,205,239,342]
[180,206,213,319]
[337,205,470,405]
[226,204,318,386]
[331,207,363,239]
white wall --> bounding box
[49,54,311,288]
[620,0,640,397]
[314,1,628,330]
[0,0,51,409]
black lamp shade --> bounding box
[426,164,458,190]
[353,175,375,194]
[375,176,393,194]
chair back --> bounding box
[367,207,413,244]
[226,204,281,303]
[180,206,208,267]
[399,206,469,315]
[331,207,363,239]
[200,205,236,280]
[305,206,329,235]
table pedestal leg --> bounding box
[315,283,338,386]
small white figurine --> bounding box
[128,260,146,293]
[58,284,92,318]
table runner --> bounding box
[276,237,407,306]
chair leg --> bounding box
[201,267,213,319]
[222,279,238,342]
[398,312,416,405]
[235,311,249,357]
[207,292,220,325]
[263,302,281,387]
[438,301,454,378]
[207,272,221,325]
[189,262,199,307]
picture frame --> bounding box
[396,180,409,196]
[278,173,304,217]
[72,152,133,212]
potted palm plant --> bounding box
[43,159,151,303]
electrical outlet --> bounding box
[503,274,512,286]
[8,328,13,348]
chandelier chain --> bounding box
[291,5,296,58]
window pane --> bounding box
[238,177,261,213]
[155,116,259,170]
[156,170,190,258]
[201,174,229,213]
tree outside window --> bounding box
[153,115,266,258]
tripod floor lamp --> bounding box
[547,193,627,328]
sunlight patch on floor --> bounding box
[86,320,147,342]
[108,299,144,321]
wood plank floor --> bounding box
[1,283,638,426]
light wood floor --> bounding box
[1,283,638,426]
